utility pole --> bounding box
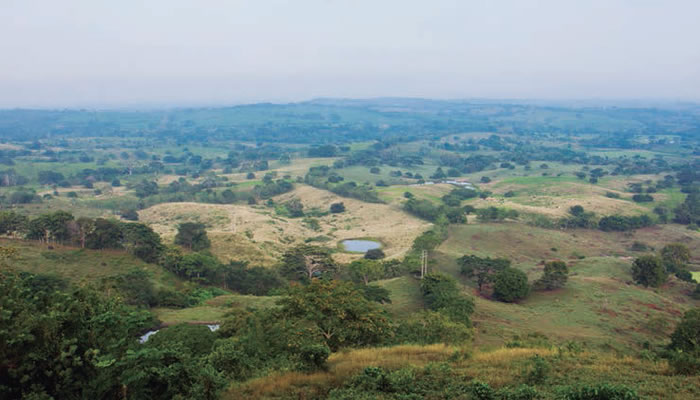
[421,250,428,279]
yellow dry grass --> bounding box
[138,185,432,265]
[226,344,457,399]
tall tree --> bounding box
[174,222,211,251]
[277,279,392,350]
[631,255,667,288]
[459,254,510,292]
[492,267,530,302]
[533,261,569,290]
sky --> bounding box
[1,0,699,108]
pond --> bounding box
[341,239,381,253]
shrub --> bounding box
[522,354,550,384]
[493,267,530,302]
[298,344,330,371]
[557,383,639,400]
[631,255,667,287]
[469,380,495,400]
[330,202,346,213]
[533,261,568,291]
[632,194,654,203]
[364,248,385,260]
[498,385,540,400]
[668,350,700,375]
[120,209,139,221]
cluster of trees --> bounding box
[403,187,483,223]
[403,198,467,223]
[0,210,163,262]
[460,255,569,302]
[476,207,519,222]
[674,192,700,226]
[630,243,696,288]
[554,205,655,232]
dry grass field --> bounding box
[139,185,432,265]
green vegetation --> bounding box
[1,99,699,399]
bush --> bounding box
[557,383,639,400]
[330,202,346,213]
[668,350,700,375]
[469,380,495,400]
[631,255,667,287]
[298,344,330,371]
[632,194,654,203]
[493,267,530,302]
[669,308,700,354]
[533,261,568,291]
[394,311,472,345]
[120,209,139,221]
[364,248,385,259]
[155,288,191,308]
[498,385,540,400]
[522,354,550,384]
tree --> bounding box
[493,267,530,302]
[420,273,474,325]
[660,243,691,266]
[631,255,667,287]
[120,209,139,221]
[348,259,384,285]
[86,218,123,249]
[277,280,392,350]
[121,223,164,263]
[0,271,155,399]
[660,243,693,281]
[670,308,700,353]
[330,202,346,213]
[25,210,74,244]
[364,248,385,260]
[280,245,336,281]
[134,179,158,198]
[174,222,211,251]
[459,255,510,292]
[0,211,28,237]
[533,261,568,290]
[285,198,304,217]
[668,308,700,375]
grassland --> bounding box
[0,238,177,288]
[225,345,700,400]
[139,185,433,265]
[423,222,700,350]
[154,294,279,324]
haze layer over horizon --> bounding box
[2,0,699,108]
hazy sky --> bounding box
[1,0,699,107]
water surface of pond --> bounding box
[342,239,381,253]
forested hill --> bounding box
[1,98,699,142]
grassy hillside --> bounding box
[225,345,700,400]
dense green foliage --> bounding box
[493,268,530,303]
[631,255,668,288]
[533,261,569,291]
[175,222,212,251]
